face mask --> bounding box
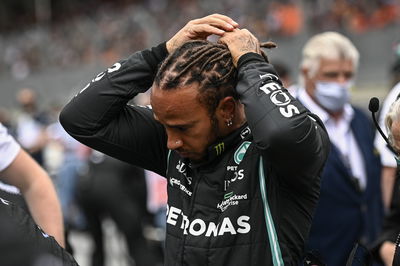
[314,81,352,112]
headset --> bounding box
[368,97,398,155]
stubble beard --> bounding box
[192,115,220,162]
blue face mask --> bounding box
[314,81,352,112]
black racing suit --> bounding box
[60,42,330,266]
[0,197,79,266]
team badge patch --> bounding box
[234,141,251,164]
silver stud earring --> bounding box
[227,120,233,127]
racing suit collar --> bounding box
[190,123,252,169]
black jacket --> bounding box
[60,42,330,265]
[371,169,400,264]
[0,197,78,266]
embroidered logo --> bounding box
[176,160,192,185]
[234,141,251,164]
[214,142,225,155]
[169,178,192,196]
[240,126,251,139]
[217,193,248,212]
[224,169,245,191]
[166,205,251,236]
[258,79,300,118]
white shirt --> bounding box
[297,88,367,189]
[374,82,400,168]
[0,122,21,194]
[0,122,20,171]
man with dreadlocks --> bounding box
[60,14,330,265]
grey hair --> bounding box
[298,31,359,87]
[385,97,400,146]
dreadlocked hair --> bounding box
[154,40,238,117]
[260,41,277,62]
[154,40,277,116]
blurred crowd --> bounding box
[306,0,399,33]
[0,0,399,80]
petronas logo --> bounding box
[234,141,251,164]
[214,142,225,155]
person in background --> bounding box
[76,151,159,266]
[46,116,89,254]
[389,43,400,90]
[296,31,383,265]
[145,169,168,238]
[272,61,293,89]
[374,42,400,212]
[373,97,400,265]
[0,122,78,265]
[14,88,49,166]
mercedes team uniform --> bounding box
[60,42,330,265]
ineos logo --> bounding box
[270,90,291,106]
[259,81,300,118]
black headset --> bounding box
[369,97,398,156]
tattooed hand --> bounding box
[219,29,261,67]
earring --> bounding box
[227,120,233,127]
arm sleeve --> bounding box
[236,53,330,184]
[0,123,21,172]
[60,43,169,176]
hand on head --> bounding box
[167,14,276,68]
[218,29,261,67]
[166,13,239,54]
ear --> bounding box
[216,96,236,122]
[301,67,309,79]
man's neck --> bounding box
[329,110,344,123]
